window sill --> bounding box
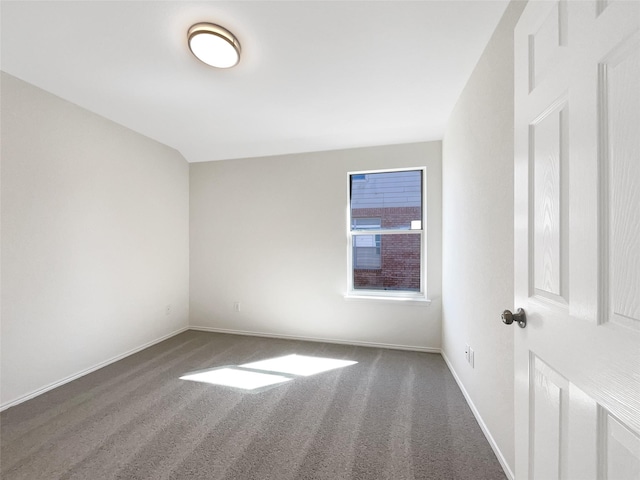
[343,293,432,305]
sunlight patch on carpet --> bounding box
[240,354,358,377]
[180,367,292,390]
[180,355,357,391]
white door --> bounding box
[514,1,640,479]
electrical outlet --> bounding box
[469,348,475,368]
[233,302,241,312]
[464,344,470,363]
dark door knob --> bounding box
[502,308,526,328]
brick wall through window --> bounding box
[352,206,421,291]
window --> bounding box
[352,218,381,269]
[347,168,426,299]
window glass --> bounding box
[352,234,421,291]
[348,169,424,295]
[350,170,422,231]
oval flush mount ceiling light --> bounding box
[187,23,241,68]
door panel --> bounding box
[514,1,640,478]
[600,32,640,330]
[531,354,568,480]
[602,410,640,478]
[531,98,569,303]
[530,1,567,91]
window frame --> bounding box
[345,167,429,302]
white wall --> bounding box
[0,73,190,408]
[441,1,526,477]
[190,142,442,350]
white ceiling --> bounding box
[1,1,509,163]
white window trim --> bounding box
[343,293,432,305]
[345,166,429,303]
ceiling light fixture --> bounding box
[187,22,241,69]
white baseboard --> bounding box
[189,325,441,353]
[0,326,189,412]
[441,350,514,480]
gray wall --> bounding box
[1,73,190,407]
[190,142,442,350]
[441,1,526,477]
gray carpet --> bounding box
[0,331,506,480]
